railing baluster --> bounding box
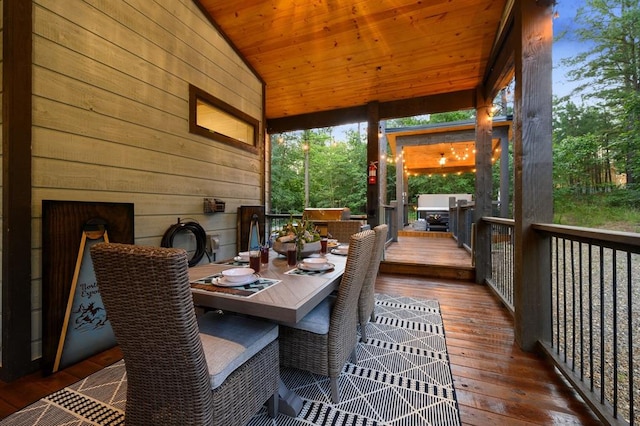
[612,249,618,419]
[628,252,634,425]
[483,218,640,424]
[563,238,568,362]
[600,245,605,405]
[571,239,576,371]
[589,243,594,393]
[579,242,584,381]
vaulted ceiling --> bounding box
[196,0,513,123]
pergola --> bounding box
[384,117,513,226]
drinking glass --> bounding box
[249,250,261,273]
[320,238,328,255]
[286,243,297,267]
[260,245,269,265]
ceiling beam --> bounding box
[408,165,477,175]
[266,89,477,134]
[482,0,516,100]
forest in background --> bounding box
[270,0,640,232]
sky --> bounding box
[553,0,592,99]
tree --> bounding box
[270,132,306,213]
[560,0,640,186]
[270,128,368,215]
[552,101,616,193]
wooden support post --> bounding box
[395,146,405,235]
[2,0,34,381]
[474,88,493,284]
[367,102,380,227]
[499,132,510,217]
[513,0,554,351]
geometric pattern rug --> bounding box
[1,294,460,426]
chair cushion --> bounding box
[198,312,278,389]
[279,295,335,334]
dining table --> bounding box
[189,248,348,416]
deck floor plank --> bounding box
[375,274,601,425]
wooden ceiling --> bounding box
[197,0,511,122]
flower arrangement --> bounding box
[274,216,321,258]
[276,216,320,245]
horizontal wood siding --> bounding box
[30,0,264,358]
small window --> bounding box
[189,84,259,153]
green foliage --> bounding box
[386,110,474,128]
[559,0,640,184]
[270,128,368,215]
[270,132,305,214]
[554,190,640,232]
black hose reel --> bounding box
[160,219,208,267]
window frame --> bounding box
[188,84,259,154]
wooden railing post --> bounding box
[513,0,554,351]
[456,200,467,248]
[389,201,398,242]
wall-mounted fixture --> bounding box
[203,198,226,214]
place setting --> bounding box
[286,257,335,276]
[190,267,280,297]
[330,243,349,256]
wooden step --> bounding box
[379,260,475,281]
[398,230,452,238]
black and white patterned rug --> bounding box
[2,294,460,426]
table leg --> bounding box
[278,379,303,416]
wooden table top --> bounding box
[189,251,347,323]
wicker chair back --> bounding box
[327,220,362,244]
[358,224,388,342]
[90,243,213,425]
[279,229,375,403]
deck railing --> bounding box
[484,217,515,312]
[482,217,640,425]
[533,224,640,425]
[450,203,474,252]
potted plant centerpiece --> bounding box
[273,217,322,259]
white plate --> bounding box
[331,248,348,255]
[233,256,250,263]
[297,262,335,272]
[216,274,258,287]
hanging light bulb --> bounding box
[439,153,446,167]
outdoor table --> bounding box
[189,250,347,416]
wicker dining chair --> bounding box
[358,224,388,342]
[278,229,375,403]
[326,220,363,244]
[90,243,279,426]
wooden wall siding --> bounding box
[29,0,264,358]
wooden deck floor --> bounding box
[0,275,600,424]
[0,239,600,424]
[375,274,601,425]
